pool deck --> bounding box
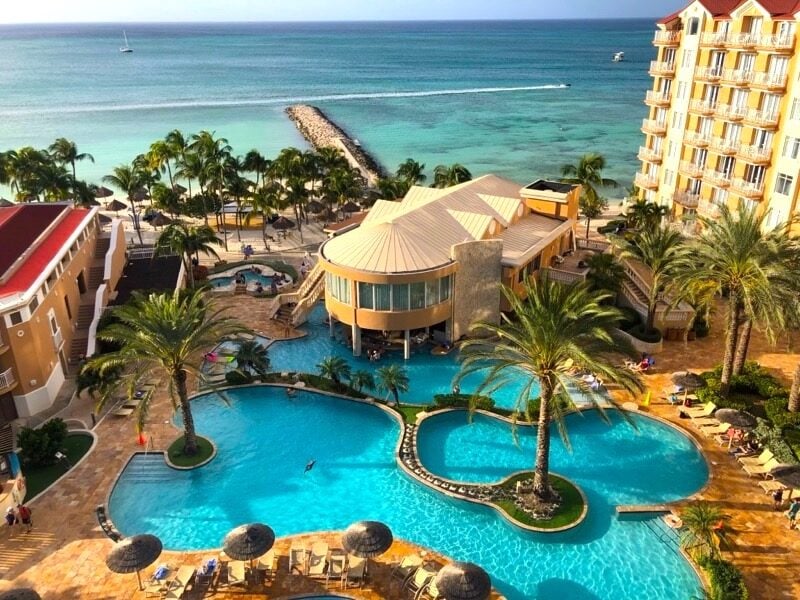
[1,297,799,599]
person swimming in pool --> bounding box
[304,459,316,474]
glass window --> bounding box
[9,312,23,326]
[392,283,409,311]
[783,137,800,159]
[28,296,39,314]
[792,98,800,120]
[440,276,451,301]
[775,173,793,196]
[339,276,350,304]
[358,282,373,309]
[425,279,439,306]
[410,282,426,309]
[374,284,390,311]
[687,18,699,36]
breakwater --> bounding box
[285,104,387,185]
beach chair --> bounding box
[195,557,217,587]
[691,417,721,428]
[143,564,170,598]
[714,428,743,447]
[255,548,276,582]
[307,541,329,579]
[739,448,774,467]
[418,577,443,600]
[685,402,716,418]
[403,563,438,598]
[345,554,367,588]
[742,457,782,478]
[289,542,307,574]
[759,479,786,494]
[390,554,422,587]
[700,422,730,437]
[226,560,247,587]
[112,406,135,417]
[163,565,196,599]
[326,549,346,587]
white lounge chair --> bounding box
[739,448,774,466]
[163,565,196,600]
[418,577,443,599]
[390,554,422,587]
[403,563,438,598]
[685,402,716,418]
[743,457,782,478]
[226,560,247,587]
[326,549,346,587]
[700,422,730,437]
[289,543,307,574]
[345,554,367,588]
[255,549,276,582]
[307,541,329,579]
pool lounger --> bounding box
[307,541,329,579]
[163,565,196,599]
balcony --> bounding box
[694,66,723,82]
[700,32,729,47]
[710,137,741,155]
[730,178,765,198]
[744,108,779,128]
[721,69,755,85]
[689,99,718,115]
[634,172,659,190]
[703,169,732,187]
[752,71,788,90]
[727,32,758,48]
[645,90,672,106]
[737,144,772,164]
[641,119,667,135]
[638,146,662,163]
[715,103,747,121]
[756,34,795,52]
[673,191,700,208]
[698,200,721,219]
[679,161,705,178]
[654,30,681,46]
[649,61,676,76]
[684,131,711,147]
[0,367,17,393]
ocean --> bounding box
[0,20,657,191]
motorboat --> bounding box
[612,51,625,62]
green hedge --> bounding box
[625,323,663,343]
[432,393,495,411]
[225,371,254,386]
[698,558,748,600]
[17,419,68,467]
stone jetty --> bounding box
[286,104,387,185]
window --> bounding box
[28,296,39,314]
[783,137,800,159]
[439,276,451,301]
[775,173,793,196]
[374,284,390,311]
[410,282,426,309]
[326,273,350,304]
[9,312,22,326]
[425,279,439,306]
[64,296,72,320]
[664,169,675,186]
[358,282,373,310]
[677,82,686,99]
[791,98,800,120]
[392,283,409,311]
[681,49,694,67]
[687,18,699,36]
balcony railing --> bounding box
[634,172,659,190]
[737,144,772,164]
[744,108,779,127]
[641,119,667,135]
[694,66,723,81]
[679,161,705,178]
[673,191,700,208]
[703,169,733,187]
[701,32,729,47]
[752,71,788,89]
[715,103,747,121]
[697,201,721,219]
[756,34,795,51]
[638,146,662,163]
[684,131,711,147]
[710,137,741,154]
[730,178,765,198]
[689,99,717,115]
[727,32,758,48]
[721,68,755,85]
[654,30,681,45]
[649,61,676,76]
[52,327,63,350]
[645,90,672,106]
[0,367,17,392]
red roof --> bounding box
[0,205,91,299]
[660,0,800,22]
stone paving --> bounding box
[1,295,799,599]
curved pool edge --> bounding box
[163,435,218,470]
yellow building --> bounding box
[309,175,579,358]
[640,0,800,230]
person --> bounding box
[304,459,316,473]
[773,488,785,510]
[286,387,296,398]
[786,498,800,529]
[5,507,17,528]
[452,384,461,395]
[255,282,264,295]
[638,356,650,371]
[17,504,32,533]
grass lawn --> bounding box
[22,433,94,499]
[495,473,585,530]
[397,404,425,423]
[167,435,214,467]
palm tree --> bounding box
[679,502,731,560]
[323,167,363,210]
[396,158,426,185]
[234,340,270,377]
[148,140,176,188]
[175,152,207,222]
[155,223,221,287]
[624,198,668,232]
[243,149,269,191]
[246,182,285,250]
[8,147,51,201]
[612,224,687,333]
[457,278,642,503]
[349,370,375,393]
[316,146,348,174]
[376,177,409,200]
[71,180,99,208]
[103,164,144,244]
[151,182,181,218]
[88,290,247,454]
[38,162,72,201]
[317,356,351,386]
[559,153,618,203]
[790,361,800,412]
[166,129,191,196]
[585,252,625,300]
[578,195,608,240]
[376,364,410,407]
[76,361,123,400]
[283,176,309,242]
[49,137,94,196]
[432,163,472,188]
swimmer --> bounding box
[304,459,316,474]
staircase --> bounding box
[289,263,325,326]
[119,454,174,484]
[94,236,110,259]
[88,266,105,289]
[76,304,95,330]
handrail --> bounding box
[85,284,108,357]
[0,367,16,390]
[545,268,585,284]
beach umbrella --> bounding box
[222,523,275,561]
[317,209,337,223]
[149,213,173,228]
[272,216,296,231]
[0,590,42,600]
[671,371,706,390]
[98,214,113,225]
[342,521,393,558]
[93,185,114,199]
[0,198,15,207]
[340,200,361,214]
[106,199,128,213]
[105,534,163,590]
[713,409,757,430]
[172,183,187,195]
[306,199,325,214]
[132,188,150,202]
[434,562,492,600]
[769,466,800,496]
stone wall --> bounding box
[451,240,503,340]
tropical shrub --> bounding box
[17,418,68,467]
[625,323,662,343]
[432,393,495,411]
[617,306,641,331]
[698,557,748,600]
[752,421,798,464]
[225,370,253,386]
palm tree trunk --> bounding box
[585,218,591,240]
[175,370,198,455]
[720,294,741,396]
[71,162,77,198]
[129,197,144,245]
[166,162,174,188]
[732,317,752,377]
[262,221,269,251]
[789,361,800,412]
[392,387,401,408]
[532,378,554,501]
[184,253,195,288]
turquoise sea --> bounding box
[0,20,656,189]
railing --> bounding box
[715,103,747,121]
[577,238,611,252]
[52,327,63,351]
[756,34,795,51]
[634,172,659,189]
[710,137,740,154]
[744,108,779,127]
[645,90,672,105]
[684,131,711,147]
[697,200,721,219]
[291,267,326,326]
[86,283,108,358]
[689,99,717,115]
[637,146,662,163]
[737,144,772,164]
[649,61,676,76]
[700,32,729,46]
[730,178,765,198]
[126,245,157,260]
[694,66,723,81]
[641,119,667,135]
[673,191,700,208]
[727,32,757,48]
[679,161,705,178]
[653,30,681,45]
[721,68,754,85]
[703,169,732,187]
[545,268,585,284]
[752,71,788,89]
[0,367,16,391]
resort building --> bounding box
[310,175,580,357]
[640,0,800,231]
[0,204,126,421]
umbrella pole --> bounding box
[136,569,143,590]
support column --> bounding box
[352,322,361,357]
[328,313,335,338]
[404,329,411,360]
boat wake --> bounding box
[1,84,569,116]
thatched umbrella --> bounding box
[671,371,706,390]
[222,523,275,561]
[0,590,42,600]
[105,534,162,590]
[316,208,337,223]
[99,214,113,225]
[106,199,128,213]
[342,520,393,579]
[132,188,150,202]
[150,213,173,228]
[93,185,114,199]
[714,409,757,430]
[434,562,492,600]
[272,216,296,231]
[306,200,325,214]
[0,198,15,207]
[172,183,187,195]
[340,200,361,214]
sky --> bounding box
[1,0,689,24]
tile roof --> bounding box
[660,0,800,22]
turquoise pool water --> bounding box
[267,304,538,410]
[109,387,707,600]
[209,269,287,289]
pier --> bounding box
[286,104,387,186]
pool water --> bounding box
[110,387,707,600]
[267,304,539,410]
[209,269,287,288]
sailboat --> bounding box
[119,30,133,53]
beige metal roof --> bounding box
[498,214,574,267]
[478,194,522,224]
[445,209,495,240]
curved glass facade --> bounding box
[326,273,451,311]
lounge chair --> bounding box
[685,402,716,418]
[289,543,307,574]
[700,423,731,437]
[345,554,367,588]
[326,549,347,587]
[742,457,782,478]
[418,577,443,600]
[739,448,774,466]
[255,549,276,582]
[390,554,422,587]
[195,558,217,587]
[226,560,247,587]
[403,564,438,598]
[112,406,135,417]
[759,480,786,493]
[163,565,196,600]
[143,564,171,598]
[307,541,329,579]
[714,428,743,446]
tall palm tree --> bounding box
[585,252,625,300]
[166,129,191,196]
[316,146,348,174]
[559,153,618,203]
[317,356,351,386]
[242,149,269,191]
[71,180,99,208]
[87,289,248,455]
[624,198,668,232]
[103,164,144,244]
[376,176,409,200]
[151,182,181,218]
[234,340,270,377]
[155,223,221,287]
[612,224,688,333]
[283,176,309,242]
[578,194,608,240]
[246,182,285,249]
[432,163,472,188]
[376,364,410,407]
[457,278,642,503]
[148,140,176,188]
[175,152,207,223]
[396,158,426,185]
[38,162,72,202]
[790,360,800,413]
[49,137,94,196]
[349,370,375,393]
[323,167,363,209]
[679,502,731,560]
[8,147,50,201]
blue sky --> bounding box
[3,0,688,24]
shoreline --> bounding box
[286,104,388,185]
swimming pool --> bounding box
[267,304,538,410]
[209,269,288,289]
[109,387,707,600]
